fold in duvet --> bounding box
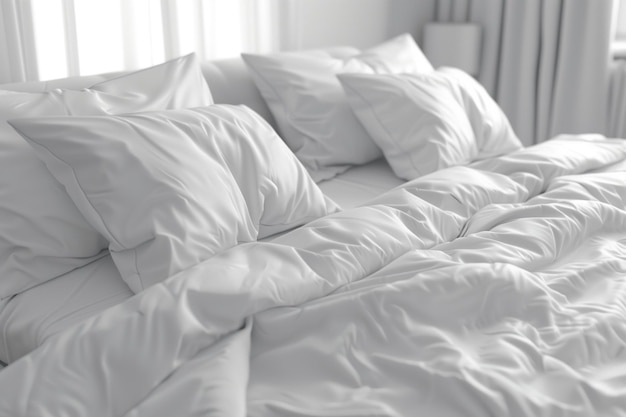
[2,135,626,416]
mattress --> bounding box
[0,158,402,365]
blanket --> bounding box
[2,135,626,417]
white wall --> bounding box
[285,0,436,50]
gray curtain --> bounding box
[436,0,615,146]
[608,59,626,138]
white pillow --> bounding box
[0,53,213,299]
[439,68,522,159]
[10,105,338,293]
[338,68,522,180]
[242,34,433,182]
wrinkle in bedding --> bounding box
[0,158,394,364]
[2,135,626,416]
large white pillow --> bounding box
[10,105,338,293]
[0,53,213,299]
[338,67,522,180]
[242,34,433,182]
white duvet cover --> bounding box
[0,158,395,365]
[2,135,626,416]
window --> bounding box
[614,0,626,58]
[617,0,626,39]
[616,0,626,40]
[25,0,278,81]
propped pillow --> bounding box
[440,68,522,159]
[10,105,338,293]
[0,53,212,299]
[338,67,522,180]
[242,33,433,182]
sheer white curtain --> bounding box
[436,0,615,146]
[0,0,286,83]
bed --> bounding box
[1,33,626,416]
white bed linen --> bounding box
[10,104,339,293]
[0,158,401,364]
[2,135,626,416]
[0,255,132,364]
[317,158,403,209]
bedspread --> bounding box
[2,135,626,417]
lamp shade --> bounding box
[422,23,482,76]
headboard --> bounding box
[0,48,358,130]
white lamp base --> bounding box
[422,23,482,76]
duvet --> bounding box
[2,135,626,417]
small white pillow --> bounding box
[339,68,522,180]
[0,53,212,299]
[10,105,338,293]
[338,71,476,179]
[242,34,433,182]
